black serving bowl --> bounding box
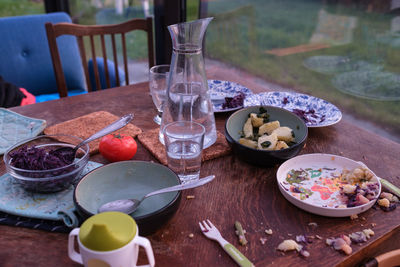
[225,106,308,167]
[73,160,181,236]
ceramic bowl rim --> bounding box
[225,105,308,152]
[276,153,382,217]
[73,160,182,220]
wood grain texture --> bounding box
[1,82,399,267]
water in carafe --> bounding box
[159,17,217,148]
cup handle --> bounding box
[68,228,83,264]
[135,236,155,267]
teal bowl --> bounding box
[74,161,181,235]
[225,106,308,167]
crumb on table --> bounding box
[350,214,358,220]
[265,229,273,235]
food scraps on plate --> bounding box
[284,166,380,208]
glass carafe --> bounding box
[159,17,217,149]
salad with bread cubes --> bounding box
[239,107,296,150]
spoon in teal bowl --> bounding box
[98,175,215,214]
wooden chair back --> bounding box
[45,17,154,97]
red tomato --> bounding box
[99,133,137,162]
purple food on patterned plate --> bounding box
[244,91,342,127]
[222,92,246,109]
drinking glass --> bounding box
[164,121,205,184]
[149,65,169,125]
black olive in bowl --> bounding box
[225,106,308,167]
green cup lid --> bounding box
[79,211,137,251]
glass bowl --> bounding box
[3,134,89,193]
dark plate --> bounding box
[225,106,308,167]
[74,161,181,236]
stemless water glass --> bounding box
[149,65,169,125]
[164,121,205,184]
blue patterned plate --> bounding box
[208,80,253,113]
[0,108,47,155]
[244,91,342,127]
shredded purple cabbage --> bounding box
[292,108,326,125]
[222,92,245,109]
[8,145,82,192]
[9,146,70,170]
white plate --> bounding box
[208,80,253,113]
[276,153,381,217]
[244,91,342,127]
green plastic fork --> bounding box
[199,219,254,267]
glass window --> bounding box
[69,0,153,84]
[196,0,400,143]
[0,0,44,17]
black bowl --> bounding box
[73,161,181,236]
[225,106,308,167]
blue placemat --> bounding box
[0,211,71,232]
[0,161,102,232]
[0,108,46,155]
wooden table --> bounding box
[1,82,400,267]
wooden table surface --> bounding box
[1,81,400,267]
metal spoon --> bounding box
[98,175,215,214]
[53,114,133,164]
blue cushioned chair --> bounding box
[88,58,125,91]
[0,12,87,102]
[0,12,125,103]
